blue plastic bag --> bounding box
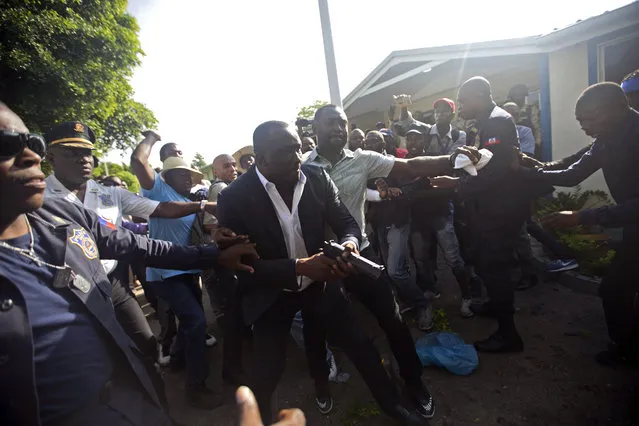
[415,332,478,376]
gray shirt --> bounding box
[203,180,228,226]
[304,148,395,249]
[426,124,466,155]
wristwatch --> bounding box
[200,200,207,212]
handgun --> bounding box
[322,240,385,280]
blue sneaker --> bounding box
[546,259,579,273]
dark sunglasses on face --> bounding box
[0,130,47,159]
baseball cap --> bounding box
[433,98,456,113]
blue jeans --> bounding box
[150,274,208,386]
[378,223,428,309]
[412,211,468,297]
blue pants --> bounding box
[150,274,208,386]
[377,222,428,309]
[412,212,469,298]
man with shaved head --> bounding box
[430,76,540,353]
[523,82,639,367]
[202,152,242,384]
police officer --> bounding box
[0,104,257,425]
[44,122,218,361]
[431,76,535,353]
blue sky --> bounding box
[110,0,633,167]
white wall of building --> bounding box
[548,42,608,193]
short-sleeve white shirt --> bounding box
[44,174,159,274]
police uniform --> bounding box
[44,122,160,359]
[0,198,220,425]
[457,104,535,350]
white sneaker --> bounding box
[461,299,474,318]
[205,333,217,347]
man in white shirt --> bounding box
[44,122,217,360]
[218,121,427,425]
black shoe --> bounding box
[389,405,428,425]
[470,302,497,318]
[515,275,538,291]
[314,395,334,415]
[474,331,524,353]
[407,384,435,419]
[185,383,223,410]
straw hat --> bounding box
[161,157,203,184]
[232,145,255,173]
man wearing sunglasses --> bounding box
[0,103,258,425]
[43,122,219,363]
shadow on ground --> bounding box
[152,267,639,426]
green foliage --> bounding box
[93,161,140,193]
[341,402,380,426]
[433,308,452,332]
[297,100,328,120]
[535,186,610,217]
[556,230,615,276]
[191,152,207,170]
[0,0,157,153]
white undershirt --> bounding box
[256,167,312,291]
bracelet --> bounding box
[200,200,207,211]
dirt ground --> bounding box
[154,267,639,426]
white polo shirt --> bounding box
[44,174,160,274]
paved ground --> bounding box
[154,266,639,426]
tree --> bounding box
[93,161,141,194]
[0,0,157,153]
[191,152,208,170]
[297,100,328,120]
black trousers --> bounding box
[202,266,244,377]
[109,262,157,360]
[250,281,401,422]
[306,247,423,388]
[599,235,639,357]
[471,209,528,332]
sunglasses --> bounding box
[0,130,47,159]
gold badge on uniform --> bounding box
[74,123,85,133]
[69,228,98,260]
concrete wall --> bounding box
[548,42,608,193]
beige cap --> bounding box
[161,156,203,184]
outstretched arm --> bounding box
[130,130,161,190]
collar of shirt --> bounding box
[304,147,355,170]
[255,167,312,291]
[430,123,452,140]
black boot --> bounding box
[475,316,523,353]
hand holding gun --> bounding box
[322,241,385,280]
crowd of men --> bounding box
[1,69,638,426]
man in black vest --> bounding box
[431,77,537,353]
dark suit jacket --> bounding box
[217,164,361,325]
